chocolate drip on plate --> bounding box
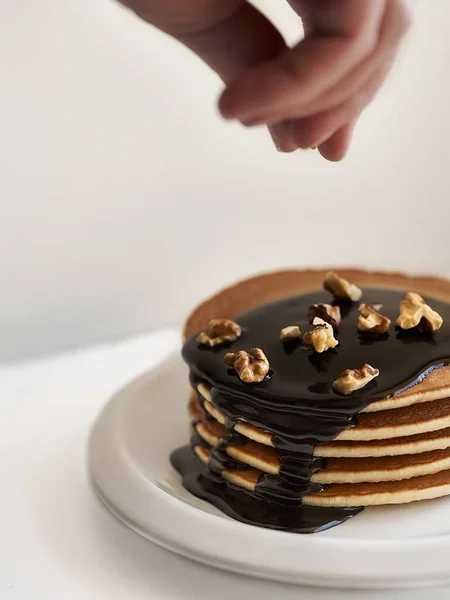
[171,446,361,534]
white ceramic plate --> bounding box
[88,348,450,589]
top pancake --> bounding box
[184,268,450,412]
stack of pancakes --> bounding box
[189,373,450,507]
[174,269,450,529]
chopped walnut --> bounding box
[280,325,302,342]
[358,304,391,334]
[333,364,380,395]
[324,272,362,302]
[224,348,270,383]
[308,303,341,330]
[196,319,242,347]
[396,292,443,332]
[303,317,339,353]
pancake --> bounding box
[320,427,450,457]
[199,367,450,413]
[183,269,450,339]
[189,392,450,457]
[363,364,450,413]
[304,470,450,507]
[342,396,450,440]
[194,445,450,506]
[193,420,450,484]
[193,445,210,464]
[197,386,450,443]
[172,268,450,532]
[195,419,227,447]
[224,465,450,507]
[185,270,450,413]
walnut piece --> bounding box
[396,292,443,332]
[280,325,302,342]
[303,317,339,353]
[324,271,362,302]
[358,303,391,334]
[371,303,384,313]
[224,348,270,383]
[333,364,380,395]
[196,319,242,347]
[308,303,341,330]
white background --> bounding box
[1,0,449,362]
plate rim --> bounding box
[88,353,450,589]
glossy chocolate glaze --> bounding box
[172,288,450,532]
[171,446,361,533]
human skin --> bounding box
[118,0,411,161]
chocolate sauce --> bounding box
[208,449,250,474]
[278,453,327,488]
[172,289,450,533]
[171,446,361,533]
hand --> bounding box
[119,0,411,161]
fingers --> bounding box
[219,0,387,122]
[269,122,299,154]
[244,0,411,161]
[286,0,410,123]
[290,61,392,150]
[120,0,411,162]
[269,57,391,157]
[269,116,356,160]
[120,0,286,84]
[219,0,410,154]
[119,0,244,34]
[318,121,357,162]
[120,0,291,154]
[176,3,286,83]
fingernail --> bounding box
[274,140,288,153]
[270,130,290,153]
[312,136,331,149]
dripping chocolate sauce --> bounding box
[172,289,450,533]
[171,446,360,533]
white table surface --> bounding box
[2,329,450,600]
